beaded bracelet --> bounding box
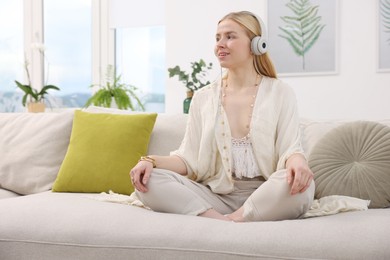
[139,156,156,168]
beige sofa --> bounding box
[0,107,389,260]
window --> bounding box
[0,0,163,112]
[44,0,92,108]
[116,26,165,112]
[0,0,23,112]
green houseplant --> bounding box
[85,65,145,111]
[168,59,213,113]
[15,80,60,112]
[15,56,60,113]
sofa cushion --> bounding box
[308,121,390,208]
[147,113,188,155]
[84,106,188,155]
[0,111,74,195]
[300,119,390,157]
[300,120,345,157]
[52,110,157,195]
[0,188,20,199]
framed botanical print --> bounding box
[267,0,338,76]
[378,0,390,72]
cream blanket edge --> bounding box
[87,191,370,219]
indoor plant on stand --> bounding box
[85,65,145,111]
[168,59,213,113]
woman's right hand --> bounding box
[130,160,154,193]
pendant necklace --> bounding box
[221,74,261,132]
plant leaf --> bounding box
[278,0,326,69]
[167,59,213,91]
[84,65,145,111]
[380,0,390,43]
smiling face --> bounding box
[214,19,253,70]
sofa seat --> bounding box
[1,191,389,260]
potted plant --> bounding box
[15,44,60,113]
[15,80,60,112]
[168,59,213,113]
[85,65,145,111]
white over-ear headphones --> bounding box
[245,12,268,55]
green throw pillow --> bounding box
[52,110,157,195]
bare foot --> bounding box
[199,209,231,221]
[226,207,245,222]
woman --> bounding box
[130,11,315,222]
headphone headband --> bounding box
[244,11,268,55]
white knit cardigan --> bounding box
[171,76,304,194]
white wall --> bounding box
[165,0,390,120]
[165,0,265,113]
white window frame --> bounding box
[91,0,115,86]
[23,0,114,91]
[23,0,44,90]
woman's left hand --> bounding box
[286,154,314,195]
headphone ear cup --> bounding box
[258,38,268,54]
[251,36,268,55]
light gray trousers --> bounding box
[135,169,315,221]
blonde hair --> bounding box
[219,11,277,78]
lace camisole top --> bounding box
[231,133,261,179]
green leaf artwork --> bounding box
[380,0,390,44]
[278,0,326,69]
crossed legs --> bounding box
[135,169,314,222]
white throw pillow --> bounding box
[300,120,345,157]
[0,111,74,194]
